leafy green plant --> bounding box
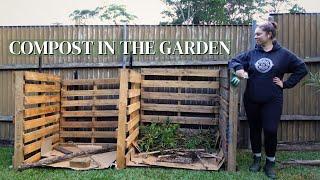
[138,118,180,152]
[304,72,320,93]
[138,117,218,152]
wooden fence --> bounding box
[13,71,61,168]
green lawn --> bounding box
[0,147,319,180]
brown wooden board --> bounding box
[141,115,218,125]
[141,68,220,77]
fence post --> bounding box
[116,69,129,169]
[227,70,239,171]
[13,71,24,169]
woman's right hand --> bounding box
[235,69,248,79]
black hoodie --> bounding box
[228,41,308,103]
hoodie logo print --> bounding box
[255,58,274,73]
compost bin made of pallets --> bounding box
[116,68,239,171]
[13,68,238,171]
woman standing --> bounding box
[229,21,308,179]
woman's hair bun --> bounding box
[270,21,278,30]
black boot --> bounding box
[264,159,276,179]
[249,155,261,172]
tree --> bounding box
[289,4,306,13]
[69,4,136,25]
[99,4,137,25]
[161,0,306,25]
[161,0,227,25]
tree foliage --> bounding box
[69,4,136,25]
[161,0,306,25]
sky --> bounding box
[0,0,319,25]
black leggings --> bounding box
[244,96,283,157]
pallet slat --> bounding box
[126,127,139,148]
[142,80,219,89]
[142,92,219,101]
[60,131,116,138]
[61,110,118,117]
[24,105,60,118]
[24,95,60,105]
[25,71,60,82]
[128,89,141,98]
[62,78,119,85]
[24,134,59,155]
[62,89,119,97]
[24,124,59,143]
[127,102,140,115]
[141,68,220,77]
[61,99,118,107]
[142,103,219,113]
[25,84,60,93]
[60,121,118,128]
[24,152,41,163]
[24,114,60,130]
[141,115,218,125]
[127,114,140,132]
[129,70,142,83]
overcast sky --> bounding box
[0,0,319,25]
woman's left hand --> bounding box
[273,77,283,88]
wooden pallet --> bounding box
[14,71,61,168]
[140,68,220,126]
[116,69,142,169]
[60,78,120,144]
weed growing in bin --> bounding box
[138,118,218,152]
[138,118,180,152]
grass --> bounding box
[0,147,319,180]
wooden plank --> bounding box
[227,72,239,172]
[126,127,139,148]
[13,71,24,169]
[24,71,60,82]
[60,130,116,138]
[141,68,220,77]
[142,80,219,89]
[94,78,120,85]
[220,98,229,113]
[63,79,94,85]
[141,92,219,101]
[125,147,135,164]
[62,78,119,86]
[142,103,219,114]
[24,104,60,118]
[92,131,117,138]
[25,84,60,93]
[62,89,119,97]
[25,95,60,105]
[128,89,140,98]
[116,69,129,169]
[61,110,118,117]
[24,124,59,143]
[127,102,140,115]
[60,121,118,128]
[141,115,218,125]
[129,70,141,83]
[24,114,60,130]
[126,114,140,132]
[24,152,41,164]
[239,115,320,121]
[61,99,118,107]
[24,134,59,155]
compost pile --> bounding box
[131,121,224,170]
